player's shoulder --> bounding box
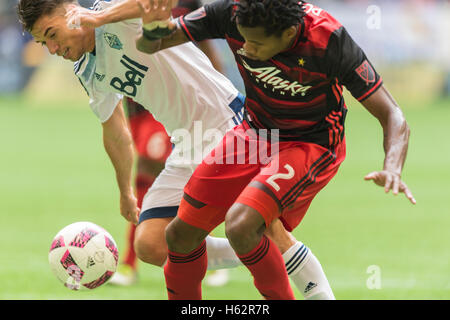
[301,2,343,49]
[179,0,237,38]
[91,0,120,10]
[177,0,202,11]
[91,0,110,11]
[203,0,236,16]
[172,0,201,18]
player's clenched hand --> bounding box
[364,170,416,204]
[120,193,140,224]
[65,6,105,29]
[135,0,175,24]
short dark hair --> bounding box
[17,0,77,32]
[233,0,306,37]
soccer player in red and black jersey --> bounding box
[134,0,416,299]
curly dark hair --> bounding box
[233,0,306,37]
[17,0,77,32]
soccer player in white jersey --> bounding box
[17,0,337,299]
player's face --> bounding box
[237,24,297,61]
[31,5,95,62]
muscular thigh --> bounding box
[237,141,345,231]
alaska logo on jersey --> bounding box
[104,32,123,50]
[241,59,312,97]
[110,55,149,97]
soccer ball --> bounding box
[48,221,119,290]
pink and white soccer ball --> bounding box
[48,222,119,290]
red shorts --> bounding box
[182,121,346,232]
[126,100,172,162]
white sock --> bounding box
[205,235,242,270]
[283,241,335,300]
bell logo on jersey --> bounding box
[241,59,312,97]
[110,55,149,97]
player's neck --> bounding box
[85,28,96,54]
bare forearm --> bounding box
[198,40,225,74]
[362,86,410,174]
[136,21,188,54]
[102,102,135,197]
[126,0,190,54]
[381,107,410,175]
[103,131,135,196]
[136,36,162,54]
[101,102,140,222]
[362,85,415,203]
[98,0,142,25]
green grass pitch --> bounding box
[0,95,449,300]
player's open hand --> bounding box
[65,6,105,29]
[135,0,175,24]
[364,170,416,204]
[120,193,140,225]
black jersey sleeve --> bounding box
[178,0,202,12]
[172,0,201,18]
[177,0,233,41]
[325,27,383,102]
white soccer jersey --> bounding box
[75,0,241,148]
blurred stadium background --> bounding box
[0,0,449,299]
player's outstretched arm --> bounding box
[102,101,140,224]
[361,85,416,204]
[135,0,190,54]
[65,0,144,29]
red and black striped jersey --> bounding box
[178,0,383,149]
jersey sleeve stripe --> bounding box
[356,78,383,102]
[178,16,197,42]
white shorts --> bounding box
[138,116,241,223]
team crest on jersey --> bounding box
[184,7,207,21]
[104,32,123,50]
[355,60,376,86]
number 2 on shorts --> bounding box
[266,164,295,192]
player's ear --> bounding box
[282,25,298,42]
[63,2,79,13]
